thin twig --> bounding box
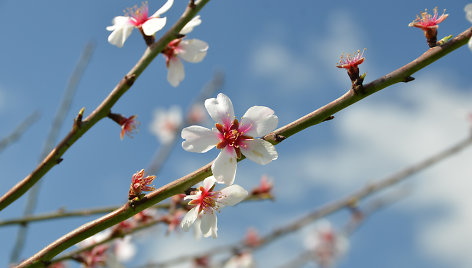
[148,134,472,267]
[0,111,40,153]
[9,40,96,264]
[17,24,472,268]
[0,192,266,226]
[0,0,211,212]
[278,189,409,268]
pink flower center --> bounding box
[336,49,365,70]
[190,186,219,213]
[410,8,448,29]
[215,119,253,159]
[163,39,183,66]
[126,2,150,27]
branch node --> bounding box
[73,107,85,129]
[56,158,63,164]
[274,134,286,142]
[189,0,196,8]
[402,76,415,83]
[125,74,137,87]
[322,115,335,122]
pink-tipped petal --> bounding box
[212,150,237,185]
[240,106,278,137]
[178,39,208,63]
[204,93,235,125]
[107,16,134,48]
[181,125,219,153]
[241,139,278,165]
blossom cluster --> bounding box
[107,1,208,87]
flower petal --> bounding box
[240,106,278,137]
[218,184,248,207]
[241,139,278,165]
[212,150,237,185]
[107,16,134,48]
[203,176,217,190]
[200,212,218,238]
[467,4,472,23]
[181,207,199,231]
[205,93,235,125]
[167,57,185,87]
[178,39,208,63]
[180,15,202,34]
[142,17,167,36]
[151,0,174,17]
[181,125,219,153]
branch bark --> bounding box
[17,25,472,267]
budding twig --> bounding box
[16,22,472,268]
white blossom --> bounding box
[106,0,173,47]
[180,176,248,238]
[149,106,183,144]
[182,93,278,185]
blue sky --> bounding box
[1,0,472,267]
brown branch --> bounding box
[146,134,472,267]
[0,0,211,212]
[17,25,472,268]
[10,40,96,264]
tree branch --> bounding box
[0,0,211,212]
[17,24,472,268]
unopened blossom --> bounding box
[223,252,255,268]
[244,227,261,248]
[305,220,349,268]
[128,169,156,200]
[181,176,248,238]
[409,7,448,47]
[107,0,173,47]
[182,93,278,185]
[149,106,183,144]
[466,4,472,50]
[250,175,273,197]
[76,230,111,268]
[193,255,210,268]
[187,104,207,125]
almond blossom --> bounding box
[128,169,156,200]
[162,16,208,87]
[107,0,173,48]
[409,7,448,47]
[149,106,183,144]
[304,220,349,268]
[466,4,472,50]
[182,93,278,185]
[180,176,248,238]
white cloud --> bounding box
[250,41,317,90]
[275,73,472,267]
